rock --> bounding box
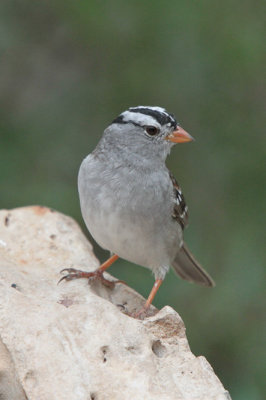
[0,206,231,400]
[0,340,27,400]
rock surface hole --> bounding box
[152,340,166,358]
[101,345,109,363]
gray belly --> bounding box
[78,157,183,271]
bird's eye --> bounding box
[145,126,160,136]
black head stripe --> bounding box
[112,115,140,127]
[129,107,177,127]
[112,115,126,124]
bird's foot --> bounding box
[130,308,148,320]
[128,307,157,320]
[58,267,125,289]
[127,278,163,319]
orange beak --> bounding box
[165,126,194,143]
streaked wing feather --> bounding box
[169,171,189,230]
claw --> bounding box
[60,268,83,274]
[127,307,158,320]
[130,309,148,320]
[58,254,121,289]
[57,276,66,285]
[57,267,123,289]
[57,274,78,285]
[58,268,90,285]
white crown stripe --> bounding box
[131,106,166,113]
[119,106,177,128]
[121,111,161,127]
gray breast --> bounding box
[78,153,183,271]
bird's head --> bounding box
[102,106,194,161]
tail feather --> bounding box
[172,242,215,287]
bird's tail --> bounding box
[172,242,215,287]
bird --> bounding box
[59,106,215,318]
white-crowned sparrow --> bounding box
[60,106,215,318]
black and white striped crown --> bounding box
[112,106,178,128]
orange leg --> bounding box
[58,254,119,288]
[133,278,163,319]
[144,278,163,309]
[97,254,119,273]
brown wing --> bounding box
[169,172,215,286]
[169,171,189,230]
[172,242,215,286]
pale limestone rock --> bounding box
[0,340,27,400]
[0,206,231,400]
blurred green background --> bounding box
[0,1,265,398]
